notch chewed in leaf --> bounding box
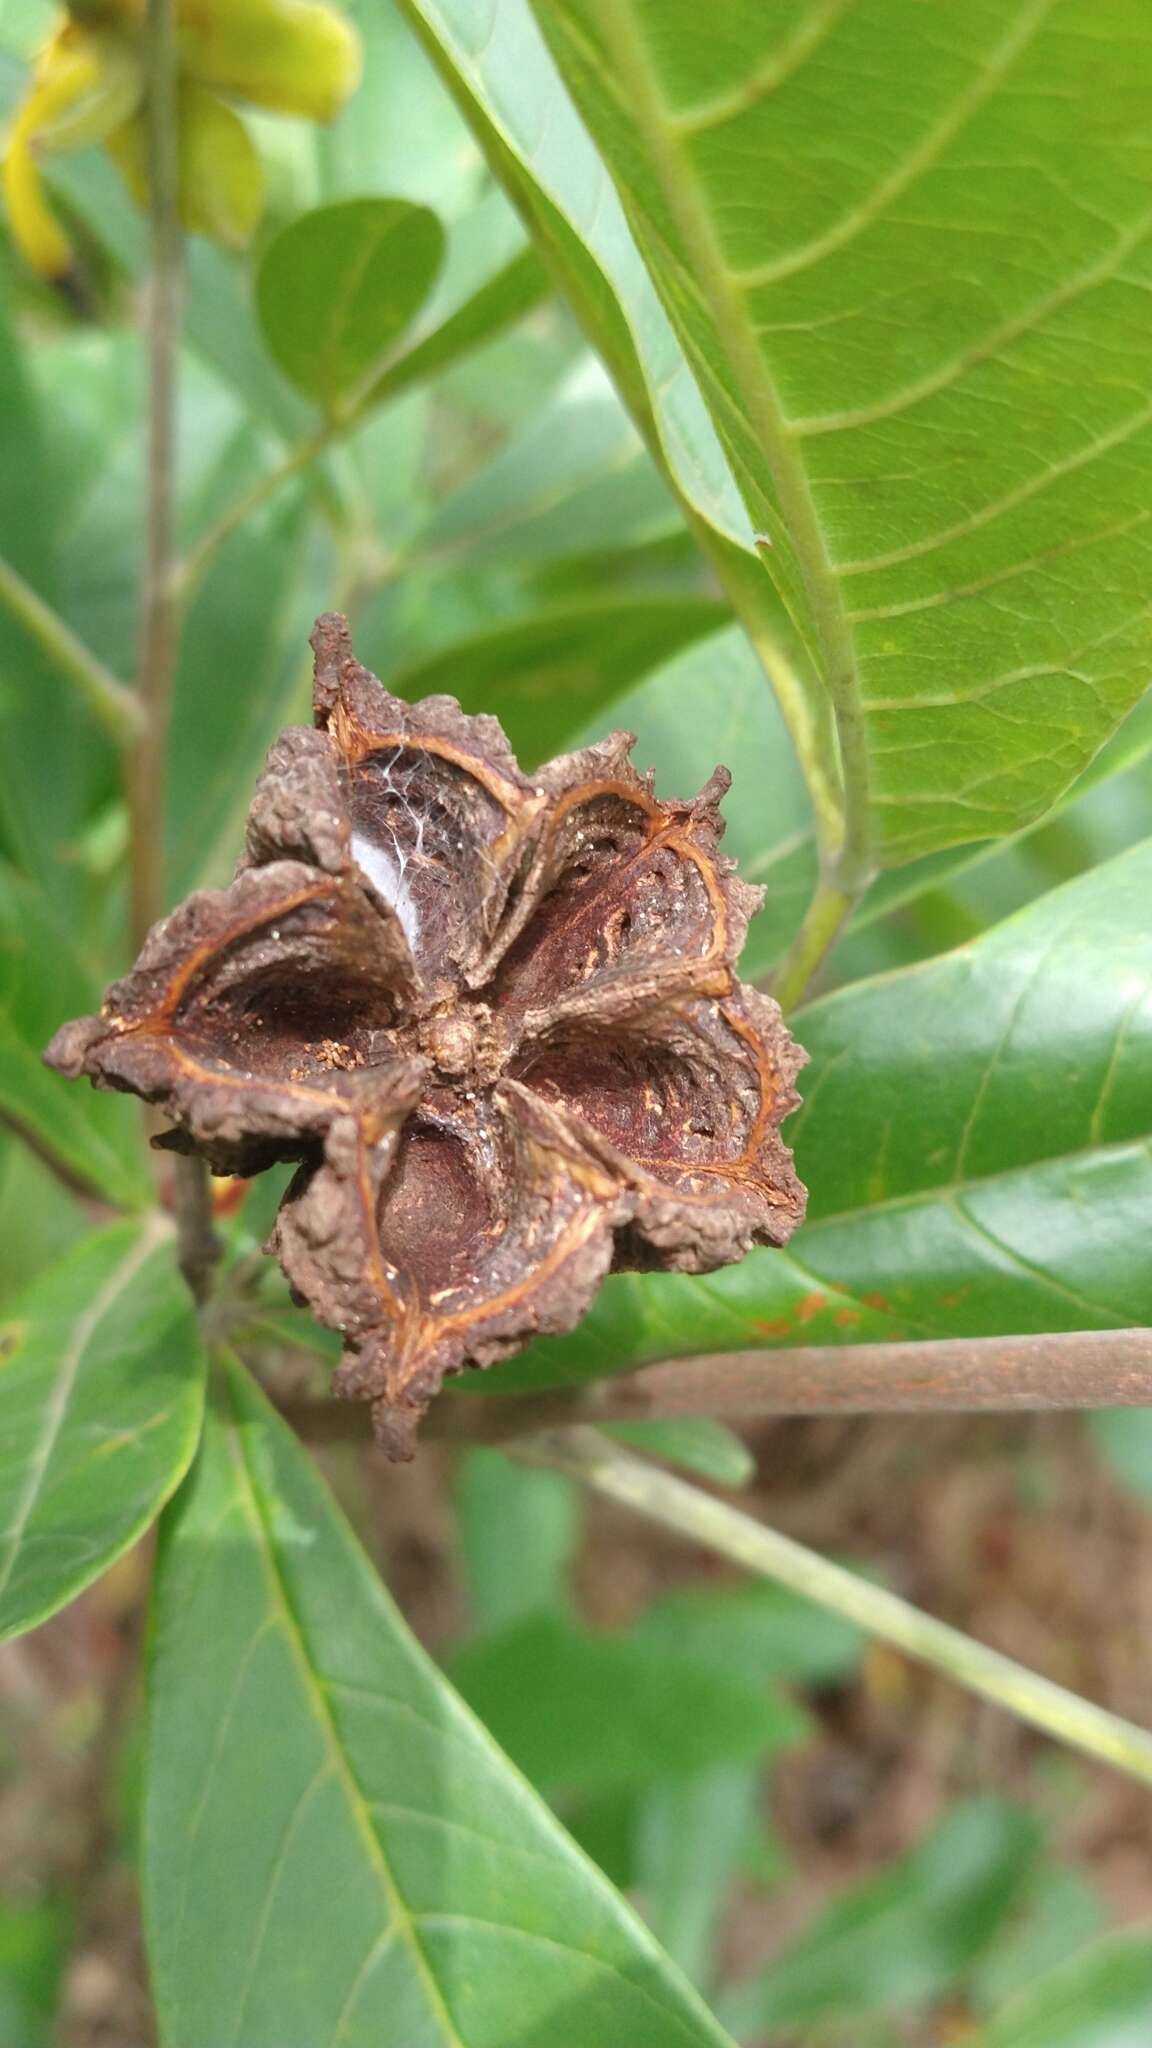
[46,616,806,1456]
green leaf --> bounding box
[0,1142,93,1308]
[972,1864,1108,2018]
[0,1220,205,1642]
[44,148,312,446]
[0,1895,68,2048]
[794,836,1152,1223]
[981,1929,1152,2048]
[398,0,747,548]
[635,1768,756,1992]
[455,1448,581,1631]
[257,199,446,411]
[721,1798,1041,2036]
[413,359,680,564]
[449,1611,809,1795]
[634,1583,865,1691]
[145,1354,737,2048]
[0,861,147,1205]
[0,259,116,902]
[602,1421,754,1490]
[312,0,485,218]
[483,838,1152,1393]
[168,487,331,896]
[381,595,728,766]
[421,0,1152,863]
[367,245,552,411]
[856,685,1152,941]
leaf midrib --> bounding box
[219,1362,468,2048]
[802,1130,1152,1236]
[575,0,869,870]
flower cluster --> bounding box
[47,616,807,1455]
[2,0,360,278]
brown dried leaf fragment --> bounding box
[45,614,806,1455]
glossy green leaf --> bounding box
[483,839,1152,1393]
[981,1929,1152,2048]
[450,1611,809,1795]
[0,861,146,1205]
[383,595,727,764]
[0,1220,205,1642]
[257,199,446,410]
[145,1354,739,2048]
[721,1798,1041,2036]
[793,836,1152,1222]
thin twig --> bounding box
[770,872,857,1010]
[522,1426,1152,1789]
[127,0,183,953]
[271,1326,1152,1446]
[168,1152,223,1301]
[0,551,142,742]
[175,422,333,602]
[132,0,221,1295]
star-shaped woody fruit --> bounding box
[47,615,806,1456]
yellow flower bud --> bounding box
[3,0,359,276]
[177,0,362,123]
[2,23,141,277]
[108,78,264,249]
[2,109,73,278]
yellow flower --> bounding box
[2,0,361,279]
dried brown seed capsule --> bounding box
[46,615,807,1457]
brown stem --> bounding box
[169,1154,222,1302]
[273,1326,1152,1447]
[127,0,182,953]
[130,0,221,1294]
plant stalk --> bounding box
[770,872,857,1010]
[133,0,220,1296]
[128,0,183,954]
[176,422,333,602]
[271,1327,1152,1446]
[524,1427,1152,1789]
